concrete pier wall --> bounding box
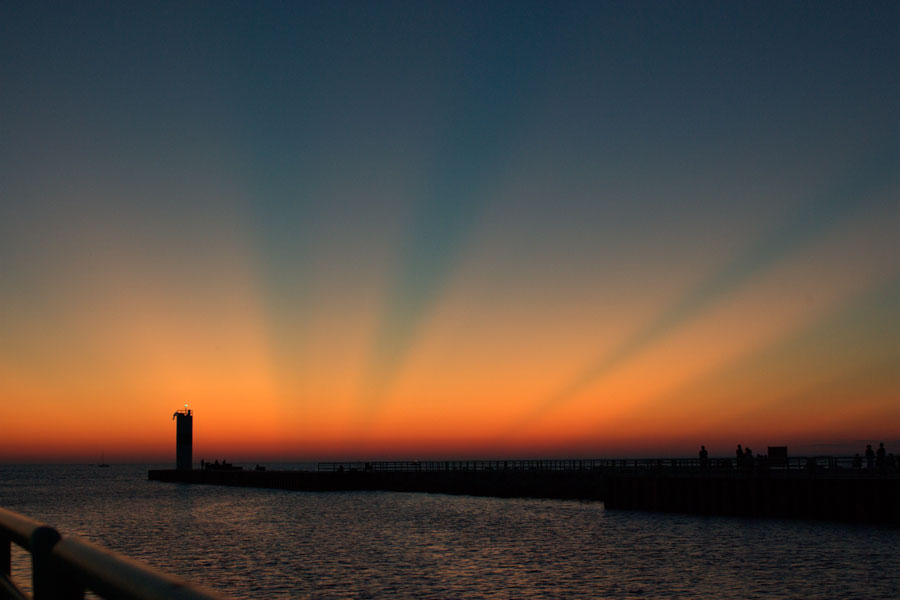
[604,474,899,524]
[148,469,607,500]
[147,469,899,525]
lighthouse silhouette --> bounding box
[172,405,193,470]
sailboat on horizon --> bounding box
[98,451,109,468]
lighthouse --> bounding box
[172,405,193,470]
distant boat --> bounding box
[98,452,109,468]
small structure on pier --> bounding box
[172,405,193,471]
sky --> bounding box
[1,1,898,463]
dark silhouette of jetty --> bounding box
[149,457,899,526]
[153,410,898,525]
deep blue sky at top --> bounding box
[5,1,895,233]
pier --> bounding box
[149,457,899,526]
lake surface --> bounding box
[1,464,897,598]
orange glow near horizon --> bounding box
[2,202,897,463]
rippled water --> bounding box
[1,464,897,598]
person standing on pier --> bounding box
[865,444,875,470]
[736,444,744,469]
[699,446,709,469]
[876,443,886,472]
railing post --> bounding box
[30,526,83,599]
[1,533,9,577]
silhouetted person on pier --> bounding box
[876,443,886,472]
[744,447,754,472]
[865,445,874,470]
[736,444,744,469]
[699,446,709,469]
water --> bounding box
[1,464,897,599]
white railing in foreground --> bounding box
[0,506,227,600]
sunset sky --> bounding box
[1,1,897,463]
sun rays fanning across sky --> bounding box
[499,139,899,440]
[1,2,897,462]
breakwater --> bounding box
[604,472,898,524]
[149,468,605,500]
[148,459,899,525]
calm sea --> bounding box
[0,464,897,599]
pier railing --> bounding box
[0,506,226,600]
[317,456,879,475]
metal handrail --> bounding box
[0,506,228,600]
[0,576,28,600]
[0,508,43,551]
[1,507,38,600]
